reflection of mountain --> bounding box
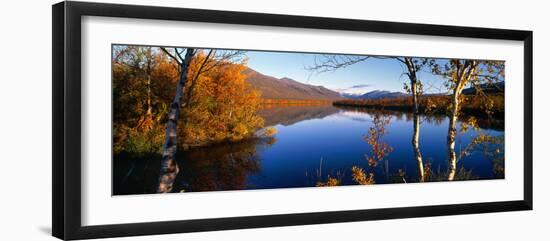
[258,104,340,126]
[244,68,341,100]
[335,105,504,131]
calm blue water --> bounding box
[113,104,504,195]
[246,106,503,189]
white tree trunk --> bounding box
[447,91,460,181]
[446,60,476,181]
[405,58,425,182]
[157,49,195,193]
[411,81,424,182]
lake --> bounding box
[113,104,504,195]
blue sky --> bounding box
[245,50,449,94]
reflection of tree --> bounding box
[350,114,394,185]
[351,166,375,185]
[313,158,344,187]
[423,165,476,182]
[457,133,504,179]
[175,137,276,192]
[335,106,503,131]
[364,115,394,167]
[430,59,504,180]
[340,107,504,183]
[157,47,251,193]
[113,137,276,195]
[307,56,430,183]
[418,133,503,182]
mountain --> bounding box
[462,81,505,95]
[356,90,408,100]
[339,81,505,100]
[424,81,505,96]
[244,68,342,100]
[340,93,364,99]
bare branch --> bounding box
[160,47,180,63]
[305,55,372,74]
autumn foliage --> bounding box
[333,94,504,119]
[179,53,264,148]
[364,115,394,167]
[112,47,264,155]
[112,47,179,154]
[351,166,375,185]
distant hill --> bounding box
[340,93,364,99]
[244,68,342,100]
[355,90,409,100]
[424,81,505,96]
[462,81,505,95]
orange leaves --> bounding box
[364,115,393,167]
[351,166,375,185]
[113,47,265,154]
[179,52,264,146]
[316,176,341,187]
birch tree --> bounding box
[307,55,428,181]
[156,48,246,193]
[401,58,428,181]
[157,47,196,193]
[431,59,504,180]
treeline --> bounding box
[260,98,333,104]
[259,98,333,109]
[333,94,504,119]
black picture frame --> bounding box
[52,1,533,240]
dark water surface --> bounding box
[113,104,504,195]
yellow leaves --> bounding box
[351,166,375,185]
[364,115,393,167]
[179,54,264,147]
[256,126,278,138]
[113,47,264,154]
[425,97,437,113]
[423,162,432,181]
[470,133,502,145]
[230,124,248,142]
[460,116,480,133]
[264,127,278,137]
[316,176,341,187]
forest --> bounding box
[112,45,505,194]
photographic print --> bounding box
[112,45,505,195]
[52,3,532,239]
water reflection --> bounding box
[113,104,505,195]
[336,106,504,131]
[113,137,275,195]
[173,137,276,192]
[257,104,340,126]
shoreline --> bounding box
[332,96,504,120]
